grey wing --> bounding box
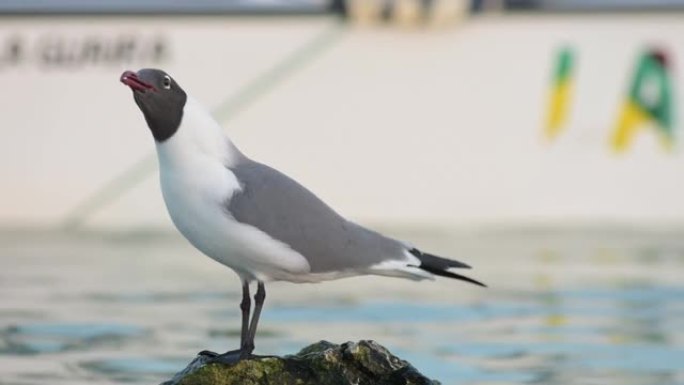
[226,160,405,273]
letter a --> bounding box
[612,49,674,152]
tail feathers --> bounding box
[409,248,487,287]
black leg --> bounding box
[239,280,251,349]
[241,281,265,357]
[198,280,251,361]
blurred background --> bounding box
[1,1,683,384]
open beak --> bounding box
[120,70,155,93]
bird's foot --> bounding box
[197,349,224,358]
[197,349,252,364]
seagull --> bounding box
[120,68,485,363]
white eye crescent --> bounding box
[162,75,171,89]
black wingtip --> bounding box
[409,248,472,269]
[409,248,485,287]
[420,265,487,287]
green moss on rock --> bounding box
[162,341,439,385]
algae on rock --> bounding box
[162,340,440,385]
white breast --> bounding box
[154,97,310,281]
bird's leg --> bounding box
[198,280,251,361]
[241,281,265,358]
[238,280,251,349]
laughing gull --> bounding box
[120,68,485,362]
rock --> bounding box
[161,340,440,385]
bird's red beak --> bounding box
[120,70,156,93]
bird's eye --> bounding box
[162,75,171,89]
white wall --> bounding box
[1,14,684,229]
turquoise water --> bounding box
[1,229,683,384]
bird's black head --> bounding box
[120,68,187,142]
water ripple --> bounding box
[0,323,148,355]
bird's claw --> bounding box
[198,349,247,364]
[198,350,219,357]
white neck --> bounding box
[155,95,243,170]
